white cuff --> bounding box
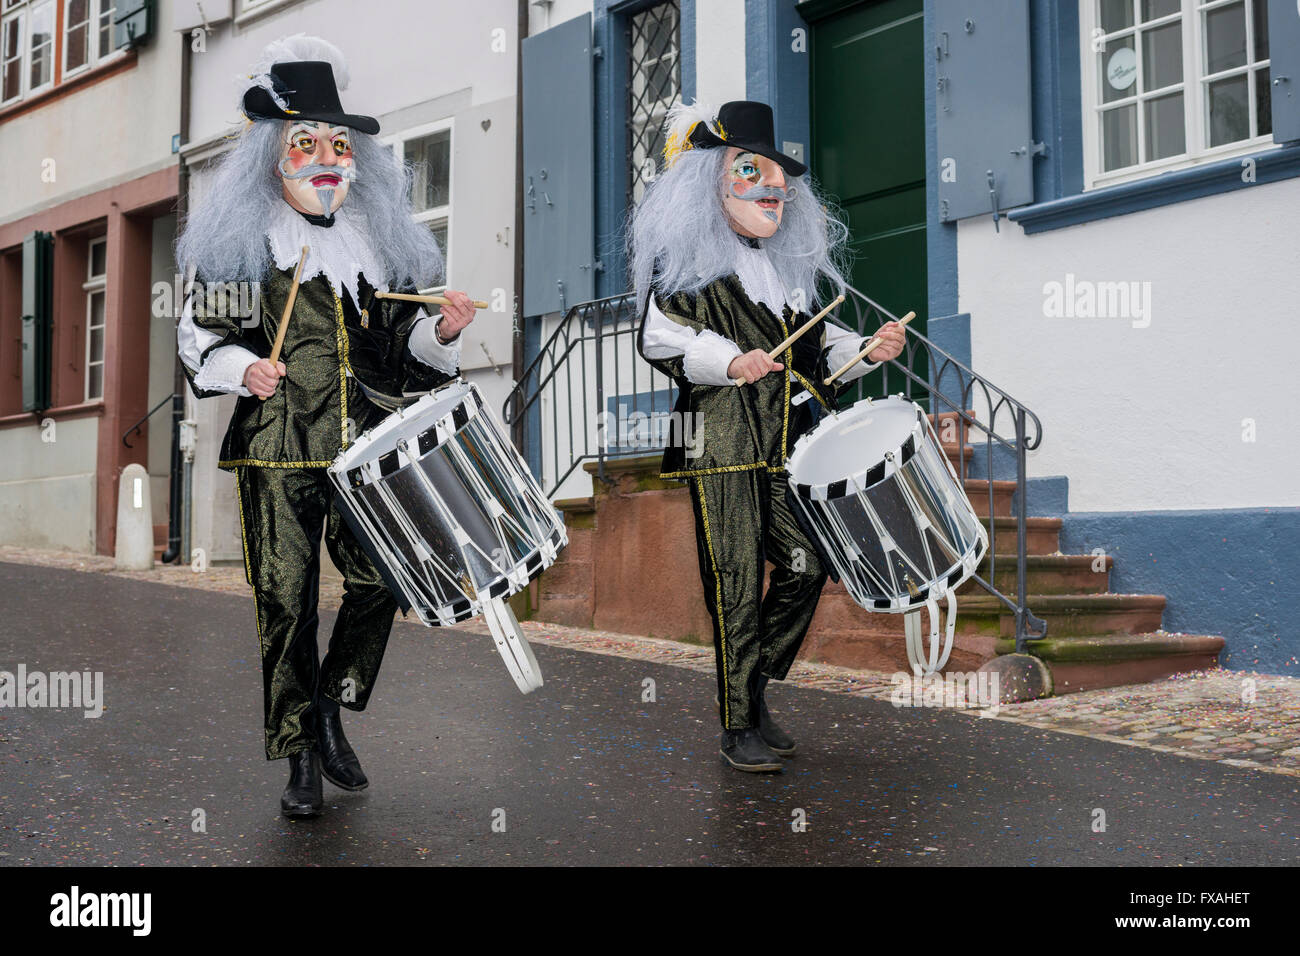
[408,315,462,375]
[826,339,881,384]
[683,329,744,387]
[193,344,259,397]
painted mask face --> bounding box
[721,147,793,239]
[279,120,357,216]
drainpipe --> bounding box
[511,0,528,451]
[162,31,194,564]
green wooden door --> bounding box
[805,0,926,406]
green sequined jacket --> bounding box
[636,273,843,480]
[185,267,457,471]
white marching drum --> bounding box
[328,380,566,693]
[786,396,988,675]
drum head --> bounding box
[331,379,474,474]
[788,396,919,489]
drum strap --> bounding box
[352,374,425,413]
[904,592,958,676]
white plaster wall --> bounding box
[183,0,522,558]
[694,0,747,106]
[0,1,179,225]
[0,416,97,551]
[186,0,519,141]
[957,175,1300,512]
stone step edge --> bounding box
[993,632,1225,663]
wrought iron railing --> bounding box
[503,287,1048,649]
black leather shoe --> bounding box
[719,729,784,773]
[317,701,369,791]
[756,675,796,757]
[280,750,324,819]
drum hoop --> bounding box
[789,403,928,501]
[330,380,485,487]
[862,534,988,613]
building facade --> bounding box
[0,0,179,555]
[516,0,1300,672]
[178,0,523,566]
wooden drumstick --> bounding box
[732,293,846,387]
[823,311,915,386]
[376,290,492,310]
[262,245,308,401]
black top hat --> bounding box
[687,101,806,177]
[243,60,380,135]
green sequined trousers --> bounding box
[237,465,398,760]
[187,267,455,762]
[689,469,827,731]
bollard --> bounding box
[115,463,154,571]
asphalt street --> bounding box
[0,561,1296,866]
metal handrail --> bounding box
[122,393,178,449]
[836,283,1047,649]
[504,286,1048,650]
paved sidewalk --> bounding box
[4,545,1299,779]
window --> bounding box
[0,0,118,105]
[96,0,112,57]
[1081,0,1272,188]
[626,1,680,208]
[63,0,114,76]
[25,0,50,91]
[84,236,106,402]
[390,121,453,286]
[1,9,22,103]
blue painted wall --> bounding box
[1061,509,1300,675]
[745,0,811,159]
[923,0,960,348]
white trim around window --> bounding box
[84,236,107,403]
[1080,0,1275,190]
[384,117,455,291]
[24,0,52,96]
[62,0,116,79]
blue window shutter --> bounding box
[934,1,1037,222]
[522,13,595,316]
[1269,0,1300,144]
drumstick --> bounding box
[376,291,492,310]
[262,245,308,401]
[732,293,845,387]
[823,311,915,386]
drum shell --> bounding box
[327,381,566,626]
[786,397,987,612]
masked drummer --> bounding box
[632,101,905,773]
[176,36,476,818]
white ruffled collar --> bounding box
[733,242,791,316]
[266,203,386,305]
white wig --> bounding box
[176,35,442,288]
[628,100,851,312]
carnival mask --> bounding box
[279,120,357,216]
[721,147,794,239]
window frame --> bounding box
[384,117,455,291]
[25,0,53,97]
[625,0,681,210]
[1,7,24,106]
[1079,0,1275,190]
[62,0,114,79]
[83,235,106,403]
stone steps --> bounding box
[524,452,1225,697]
[964,552,1112,595]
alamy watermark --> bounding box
[0,665,104,718]
[890,670,1000,716]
